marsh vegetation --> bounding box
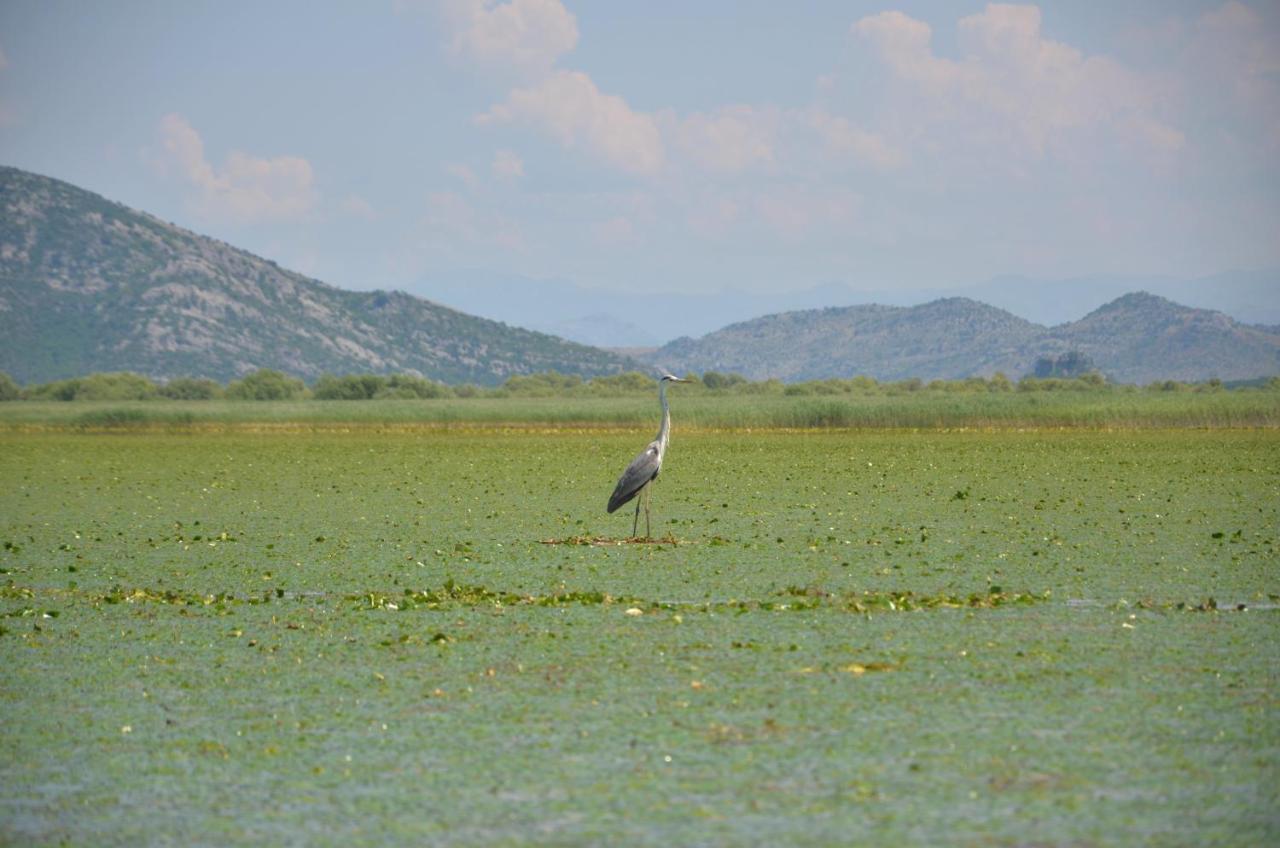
[1,428,1276,844]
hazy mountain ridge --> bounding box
[2,166,1275,386]
[415,269,1280,348]
[0,166,638,384]
[644,292,1280,384]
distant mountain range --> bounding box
[640,293,1280,384]
[1,165,1276,386]
[0,166,637,385]
[414,269,1280,348]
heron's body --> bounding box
[607,374,684,537]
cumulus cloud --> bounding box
[657,105,904,177]
[664,106,778,175]
[478,70,664,174]
[1196,1,1280,79]
[807,111,905,170]
[445,3,665,177]
[155,114,318,222]
[1189,1,1280,146]
[443,0,577,74]
[854,11,960,91]
[855,4,1183,157]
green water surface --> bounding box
[1,430,1276,845]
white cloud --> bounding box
[807,111,905,170]
[479,70,664,174]
[443,0,577,75]
[491,148,524,179]
[155,114,318,222]
[1197,1,1280,78]
[855,4,1183,157]
[1189,1,1280,146]
[658,105,903,177]
[854,11,961,91]
[664,105,778,175]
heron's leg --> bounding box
[631,487,642,538]
[644,484,652,539]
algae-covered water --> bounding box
[1,430,1276,845]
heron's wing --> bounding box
[607,442,661,513]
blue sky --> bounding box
[1,1,1277,300]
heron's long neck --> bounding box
[655,381,671,453]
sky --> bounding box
[1,1,1278,302]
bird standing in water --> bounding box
[607,373,689,539]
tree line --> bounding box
[0,368,1271,402]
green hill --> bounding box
[0,166,638,385]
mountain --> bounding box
[958,271,1280,329]
[644,293,1280,384]
[413,270,1280,347]
[653,298,1041,382]
[0,166,638,385]
[1050,292,1280,383]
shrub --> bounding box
[29,372,159,401]
[0,372,20,401]
[383,375,451,398]
[27,378,82,401]
[1033,351,1096,378]
[587,371,657,395]
[503,372,583,397]
[226,369,306,400]
[848,375,879,394]
[80,372,160,400]
[737,378,785,395]
[1196,377,1223,393]
[160,377,223,400]
[1148,380,1190,392]
[372,386,421,399]
[702,371,746,391]
[313,374,385,400]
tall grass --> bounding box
[2,391,1277,430]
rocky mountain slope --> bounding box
[0,166,638,385]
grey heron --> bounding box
[607,373,689,539]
